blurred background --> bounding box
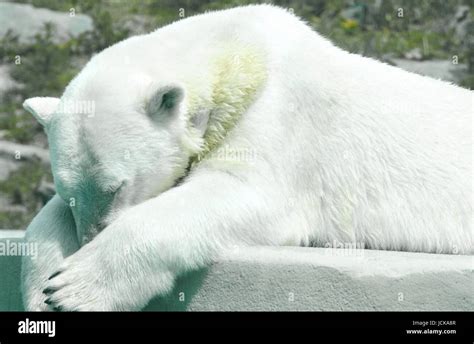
[0,0,472,230]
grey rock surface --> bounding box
[0,2,93,43]
[392,58,467,84]
[1,232,471,311]
[0,140,49,165]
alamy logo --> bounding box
[18,318,56,337]
[0,240,37,259]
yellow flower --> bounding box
[341,19,358,30]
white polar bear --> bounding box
[21,5,472,311]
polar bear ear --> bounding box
[23,97,60,127]
[146,85,184,121]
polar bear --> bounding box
[21,5,472,311]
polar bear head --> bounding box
[23,40,266,244]
[23,77,196,244]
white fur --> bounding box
[21,5,473,311]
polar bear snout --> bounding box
[62,179,125,245]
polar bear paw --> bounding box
[42,238,176,311]
[42,241,153,311]
[24,290,53,312]
[42,248,114,311]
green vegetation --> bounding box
[0,161,51,228]
[0,0,472,228]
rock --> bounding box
[0,2,93,43]
[0,65,19,96]
[36,179,55,204]
[0,204,27,214]
[0,140,49,165]
[0,157,20,182]
[121,14,153,36]
[2,239,471,311]
[403,48,423,61]
[454,5,470,22]
[381,53,397,66]
[451,5,471,38]
[392,58,467,84]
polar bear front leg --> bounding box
[43,170,278,311]
[21,195,79,311]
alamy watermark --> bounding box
[208,145,258,163]
[324,239,365,256]
[0,240,37,260]
[18,318,55,337]
[57,99,96,117]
